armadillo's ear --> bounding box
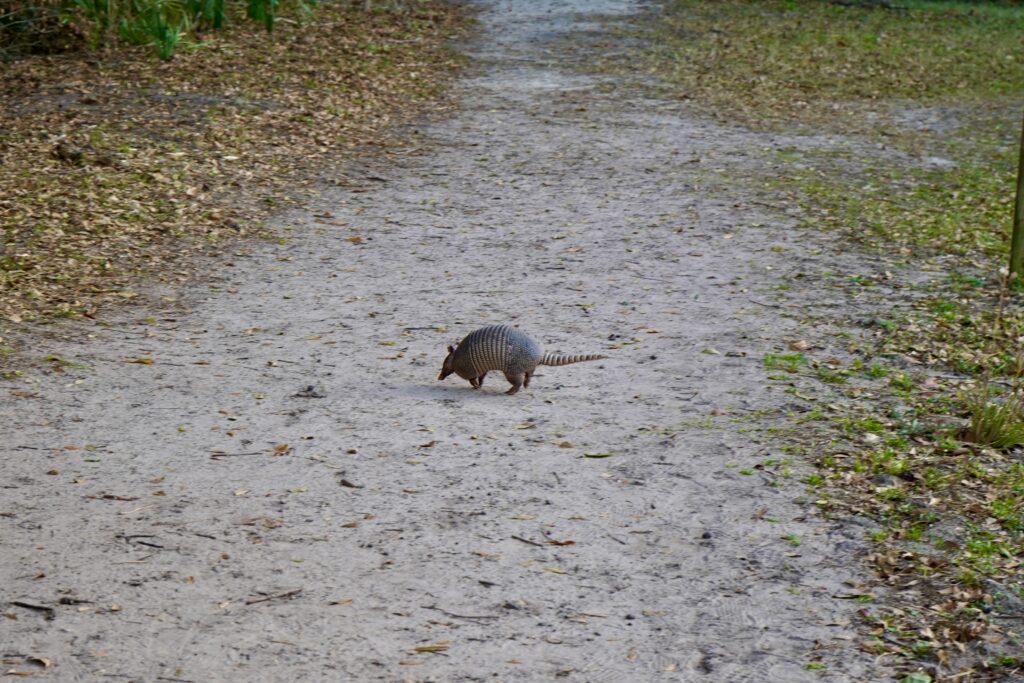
[448,345,456,353]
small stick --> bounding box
[422,605,499,621]
[606,533,628,546]
[630,274,674,284]
[748,298,784,309]
[245,588,302,605]
[511,535,544,547]
[11,601,56,620]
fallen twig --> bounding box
[11,600,56,620]
[245,588,303,605]
[511,535,544,547]
[422,604,499,621]
[748,298,784,309]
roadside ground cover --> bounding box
[639,1,1024,680]
[0,0,466,328]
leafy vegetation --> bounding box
[3,0,427,60]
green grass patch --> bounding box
[645,0,1024,129]
[764,352,807,372]
[641,0,1023,265]
[965,386,1024,450]
[792,151,1018,260]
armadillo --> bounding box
[438,324,607,394]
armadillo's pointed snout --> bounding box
[439,345,457,381]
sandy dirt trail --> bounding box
[3,2,893,681]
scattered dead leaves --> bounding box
[0,0,468,325]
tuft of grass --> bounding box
[964,384,1024,450]
[764,352,807,373]
[864,364,889,379]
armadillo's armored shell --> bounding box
[450,325,543,380]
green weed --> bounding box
[964,384,1024,450]
[764,352,807,373]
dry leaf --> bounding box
[412,642,450,653]
[546,538,575,546]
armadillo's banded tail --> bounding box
[540,352,607,367]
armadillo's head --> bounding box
[438,345,457,380]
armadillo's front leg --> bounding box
[504,372,524,395]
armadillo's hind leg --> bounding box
[523,371,532,388]
[504,372,525,395]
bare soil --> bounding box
[2,1,897,680]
